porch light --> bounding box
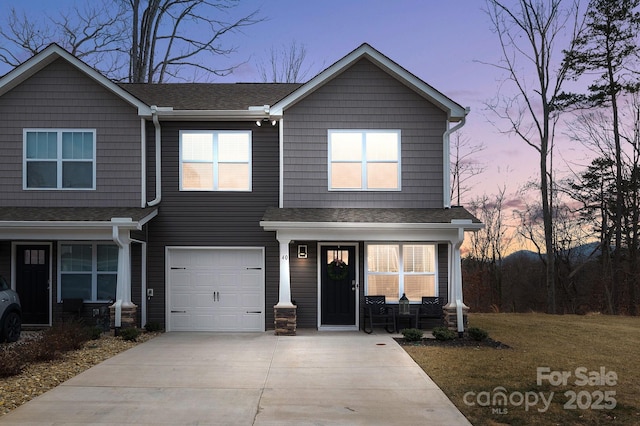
[297,245,307,259]
[399,293,410,315]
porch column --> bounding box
[444,228,468,334]
[274,237,296,335]
[110,219,137,329]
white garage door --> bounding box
[167,247,265,332]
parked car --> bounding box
[0,275,21,342]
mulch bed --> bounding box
[395,336,510,349]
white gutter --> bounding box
[140,118,147,208]
[147,106,162,207]
[443,107,470,208]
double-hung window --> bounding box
[59,243,118,302]
[180,130,252,191]
[366,243,436,302]
[24,129,96,189]
[328,130,400,190]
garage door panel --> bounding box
[168,248,264,332]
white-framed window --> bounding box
[328,129,400,190]
[180,130,252,191]
[58,242,118,302]
[24,129,96,189]
[366,243,436,302]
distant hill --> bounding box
[502,242,602,264]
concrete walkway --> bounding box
[0,331,471,425]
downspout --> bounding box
[443,108,470,208]
[140,119,146,208]
[147,105,162,206]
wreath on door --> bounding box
[328,258,349,281]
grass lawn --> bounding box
[403,313,640,426]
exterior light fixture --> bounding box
[256,120,261,126]
[399,293,410,315]
[297,245,307,259]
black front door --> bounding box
[16,245,50,324]
[321,245,356,325]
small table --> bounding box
[395,307,416,332]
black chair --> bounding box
[363,295,396,334]
[415,297,443,329]
[61,298,84,321]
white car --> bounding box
[0,275,21,343]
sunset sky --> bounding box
[0,0,594,214]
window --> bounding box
[24,130,95,189]
[180,130,252,191]
[366,243,436,302]
[328,130,400,190]
[59,243,118,302]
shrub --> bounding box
[432,326,457,341]
[144,322,163,333]
[88,326,103,340]
[468,327,489,341]
[119,327,141,341]
[0,345,27,377]
[401,328,424,342]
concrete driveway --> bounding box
[0,331,471,425]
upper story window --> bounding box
[180,130,252,191]
[328,130,400,191]
[24,129,96,190]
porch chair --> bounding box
[61,298,84,322]
[415,296,443,329]
[363,295,396,334]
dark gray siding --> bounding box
[438,243,449,303]
[145,122,280,329]
[0,59,142,208]
[283,58,447,208]
[289,241,318,328]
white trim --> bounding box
[0,44,151,116]
[23,129,97,190]
[364,242,438,302]
[317,242,359,331]
[278,118,284,208]
[270,43,466,120]
[327,129,401,191]
[179,130,252,192]
[11,242,53,326]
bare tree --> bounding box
[0,0,263,83]
[450,132,486,206]
[257,41,314,83]
[484,0,580,313]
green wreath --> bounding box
[328,259,349,281]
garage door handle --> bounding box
[171,310,187,313]
[246,311,262,314]
[171,267,186,270]
[246,267,262,270]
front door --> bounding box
[16,245,50,325]
[320,245,356,326]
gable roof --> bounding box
[0,44,152,116]
[121,83,301,111]
[270,43,467,121]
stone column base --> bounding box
[443,305,469,332]
[109,304,138,330]
[274,305,297,336]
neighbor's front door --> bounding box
[320,245,356,326]
[16,245,50,325]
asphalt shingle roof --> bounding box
[261,207,481,224]
[0,207,156,222]
[119,83,302,110]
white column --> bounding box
[276,238,294,307]
[112,221,136,308]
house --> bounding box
[0,43,482,335]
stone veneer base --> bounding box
[274,305,297,336]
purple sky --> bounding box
[1,0,590,209]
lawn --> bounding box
[402,313,640,426]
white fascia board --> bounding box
[269,43,466,120]
[153,109,270,121]
[0,44,151,116]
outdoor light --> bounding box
[399,293,410,315]
[297,245,307,259]
[255,120,261,126]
